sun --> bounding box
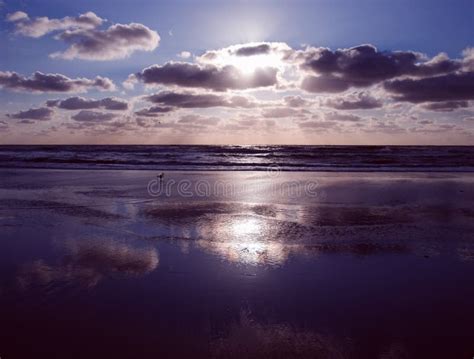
[227,53,285,74]
[198,42,289,74]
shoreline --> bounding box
[2,166,474,173]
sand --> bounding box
[0,169,474,358]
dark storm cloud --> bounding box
[384,72,474,103]
[71,110,118,122]
[46,97,128,110]
[421,101,470,112]
[325,93,383,110]
[7,107,53,120]
[135,62,278,91]
[52,23,160,61]
[0,71,115,93]
[298,44,462,93]
[235,44,271,56]
[6,11,103,38]
[144,91,258,109]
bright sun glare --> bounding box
[199,43,288,74]
[199,215,287,266]
[202,216,285,266]
[227,54,285,74]
[231,217,262,237]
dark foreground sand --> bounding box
[0,169,473,358]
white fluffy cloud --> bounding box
[6,11,29,22]
[51,23,160,61]
[6,11,159,61]
[197,42,292,67]
[7,11,103,38]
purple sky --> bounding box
[1,0,473,144]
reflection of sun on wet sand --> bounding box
[143,201,437,266]
[198,215,288,266]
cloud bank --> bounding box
[0,71,115,93]
[7,107,54,121]
[144,91,258,108]
[46,96,128,110]
[71,110,118,122]
[135,62,278,91]
[298,44,462,93]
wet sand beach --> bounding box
[0,169,474,358]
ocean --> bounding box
[0,145,474,171]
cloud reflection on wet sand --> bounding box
[457,247,474,261]
[209,310,414,359]
[210,310,351,359]
[18,238,159,289]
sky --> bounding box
[0,0,473,145]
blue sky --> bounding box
[0,0,473,144]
